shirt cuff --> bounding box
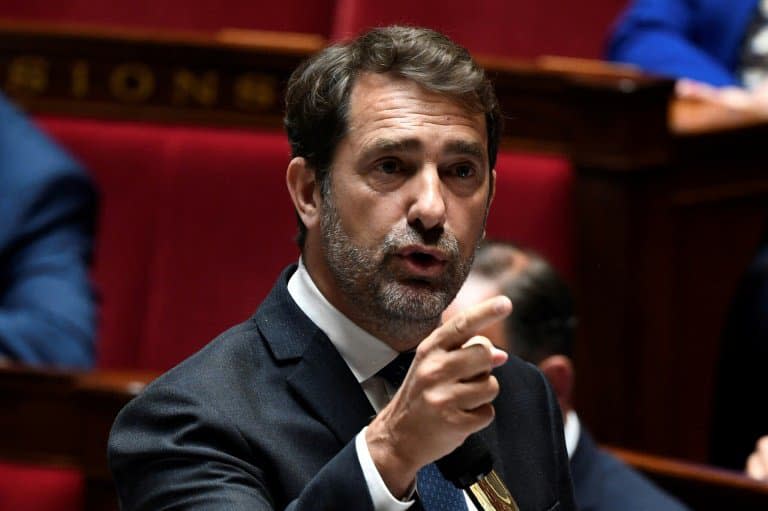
[356,427,416,510]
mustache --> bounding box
[381,225,460,258]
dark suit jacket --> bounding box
[0,92,97,367]
[571,428,689,511]
[109,265,576,510]
[607,0,759,86]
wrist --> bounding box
[366,416,419,498]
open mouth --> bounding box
[410,251,439,266]
[396,246,448,277]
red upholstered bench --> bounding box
[35,119,299,371]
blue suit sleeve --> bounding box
[0,93,98,368]
[0,172,98,368]
[606,0,740,86]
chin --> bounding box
[377,281,452,321]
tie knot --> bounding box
[377,351,416,388]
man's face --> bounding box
[316,72,493,345]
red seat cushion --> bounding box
[0,462,83,511]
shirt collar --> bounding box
[563,409,581,460]
[287,258,399,383]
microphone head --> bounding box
[436,434,494,489]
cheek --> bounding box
[336,192,405,245]
[450,198,489,246]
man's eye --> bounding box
[454,164,475,178]
[376,159,401,174]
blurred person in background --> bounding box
[445,240,690,510]
[607,0,768,111]
[0,91,97,368]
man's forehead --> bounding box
[344,72,488,153]
[347,72,484,124]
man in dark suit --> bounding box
[109,26,575,510]
[0,91,97,368]
[445,241,689,511]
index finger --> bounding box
[432,295,512,350]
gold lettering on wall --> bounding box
[172,70,218,106]
[71,60,89,98]
[233,73,276,111]
[109,63,155,102]
[6,56,49,95]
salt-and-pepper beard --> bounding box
[320,188,479,343]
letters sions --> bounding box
[2,55,278,112]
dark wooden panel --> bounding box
[0,21,323,128]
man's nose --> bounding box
[406,167,447,231]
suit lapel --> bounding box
[286,329,376,445]
[255,265,376,446]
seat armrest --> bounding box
[0,362,157,506]
[606,444,768,511]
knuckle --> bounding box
[465,335,493,349]
[452,314,469,337]
[416,358,444,386]
[424,389,449,409]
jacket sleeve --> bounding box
[0,170,97,368]
[108,382,376,511]
[606,0,740,86]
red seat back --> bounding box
[1,0,335,35]
[37,117,168,369]
[139,128,297,370]
[488,151,573,279]
[332,0,626,59]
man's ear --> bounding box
[538,354,575,414]
[286,157,321,230]
[488,168,497,207]
[482,168,496,240]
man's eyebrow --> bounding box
[444,140,486,161]
[360,138,423,160]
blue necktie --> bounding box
[378,352,469,511]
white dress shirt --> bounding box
[287,259,477,510]
[564,409,581,460]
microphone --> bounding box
[436,434,520,511]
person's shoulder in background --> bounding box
[571,428,690,511]
[606,0,758,87]
[0,92,98,368]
